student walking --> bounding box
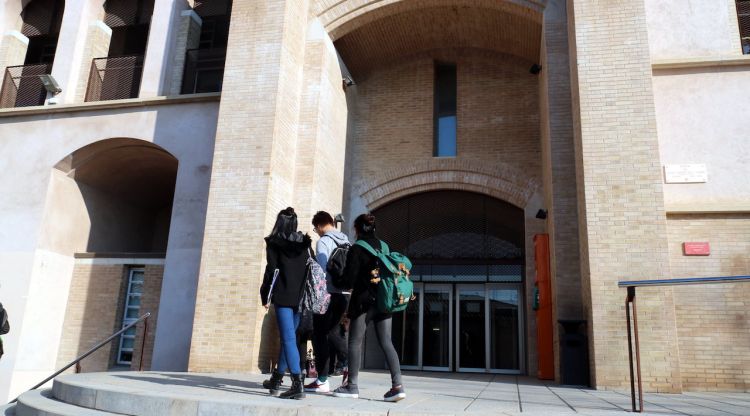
[260,207,312,400]
[0,302,8,361]
[305,211,351,393]
[332,214,406,402]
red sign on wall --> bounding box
[683,242,710,256]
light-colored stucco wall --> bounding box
[0,98,218,401]
[653,68,750,212]
[644,0,743,60]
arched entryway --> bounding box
[364,190,526,373]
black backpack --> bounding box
[0,303,8,336]
[325,236,351,284]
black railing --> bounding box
[619,276,750,413]
[8,312,151,404]
[0,63,52,108]
[85,55,144,102]
[181,47,226,94]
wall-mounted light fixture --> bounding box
[529,64,543,75]
[535,209,548,220]
[39,74,62,94]
[334,213,345,228]
[342,76,355,89]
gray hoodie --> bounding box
[315,230,351,294]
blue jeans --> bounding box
[275,305,301,375]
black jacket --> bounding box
[260,233,312,308]
[0,303,8,335]
[334,235,385,317]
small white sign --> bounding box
[664,164,708,184]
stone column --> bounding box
[568,0,681,392]
[188,0,310,372]
[539,0,583,382]
[293,19,348,228]
[0,31,29,74]
[140,0,192,97]
[167,10,202,96]
[74,21,111,102]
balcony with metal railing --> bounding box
[181,48,226,94]
[85,55,144,102]
[0,63,52,108]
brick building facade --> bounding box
[1,0,749,401]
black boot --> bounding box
[263,370,284,397]
[279,374,305,399]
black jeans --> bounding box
[347,306,402,387]
[312,293,349,378]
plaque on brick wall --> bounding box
[683,242,710,256]
[664,164,708,183]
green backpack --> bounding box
[355,240,414,313]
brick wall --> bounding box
[667,214,750,392]
[57,261,164,373]
[568,0,680,392]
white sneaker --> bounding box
[304,378,330,393]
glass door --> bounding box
[456,285,486,371]
[422,284,452,371]
[392,284,421,369]
[487,283,523,373]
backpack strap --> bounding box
[355,240,398,274]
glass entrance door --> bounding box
[392,283,452,371]
[456,285,487,371]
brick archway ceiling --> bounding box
[55,139,178,209]
[334,5,542,80]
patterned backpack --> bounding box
[300,248,331,314]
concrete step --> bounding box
[0,403,16,416]
[15,390,117,416]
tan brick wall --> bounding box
[0,32,28,79]
[568,0,680,392]
[56,264,125,373]
[189,0,311,373]
[167,11,202,96]
[667,214,750,392]
[57,262,164,373]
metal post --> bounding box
[138,316,149,371]
[631,288,644,412]
[626,288,636,412]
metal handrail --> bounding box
[619,275,750,413]
[9,312,151,404]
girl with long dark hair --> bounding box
[260,207,312,399]
[331,213,406,402]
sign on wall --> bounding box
[664,164,708,184]
[683,242,710,256]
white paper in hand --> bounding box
[267,269,279,304]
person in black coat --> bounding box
[0,302,8,361]
[259,207,312,400]
[331,214,406,402]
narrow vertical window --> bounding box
[434,63,457,157]
[117,267,144,365]
[738,1,750,54]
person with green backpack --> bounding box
[331,213,411,402]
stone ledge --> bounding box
[652,55,750,70]
[665,202,750,214]
[0,93,221,118]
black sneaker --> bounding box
[332,383,359,399]
[384,385,406,402]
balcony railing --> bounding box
[85,55,144,102]
[181,48,226,94]
[0,63,52,108]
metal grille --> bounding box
[738,1,750,54]
[373,190,524,261]
[194,0,233,17]
[104,0,154,28]
[85,55,144,102]
[0,63,51,108]
[181,48,226,94]
[21,0,63,37]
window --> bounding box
[434,63,457,157]
[738,1,750,54]
[117,267,144,365]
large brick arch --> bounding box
[314,0,547,40]
[360,159,541,210]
